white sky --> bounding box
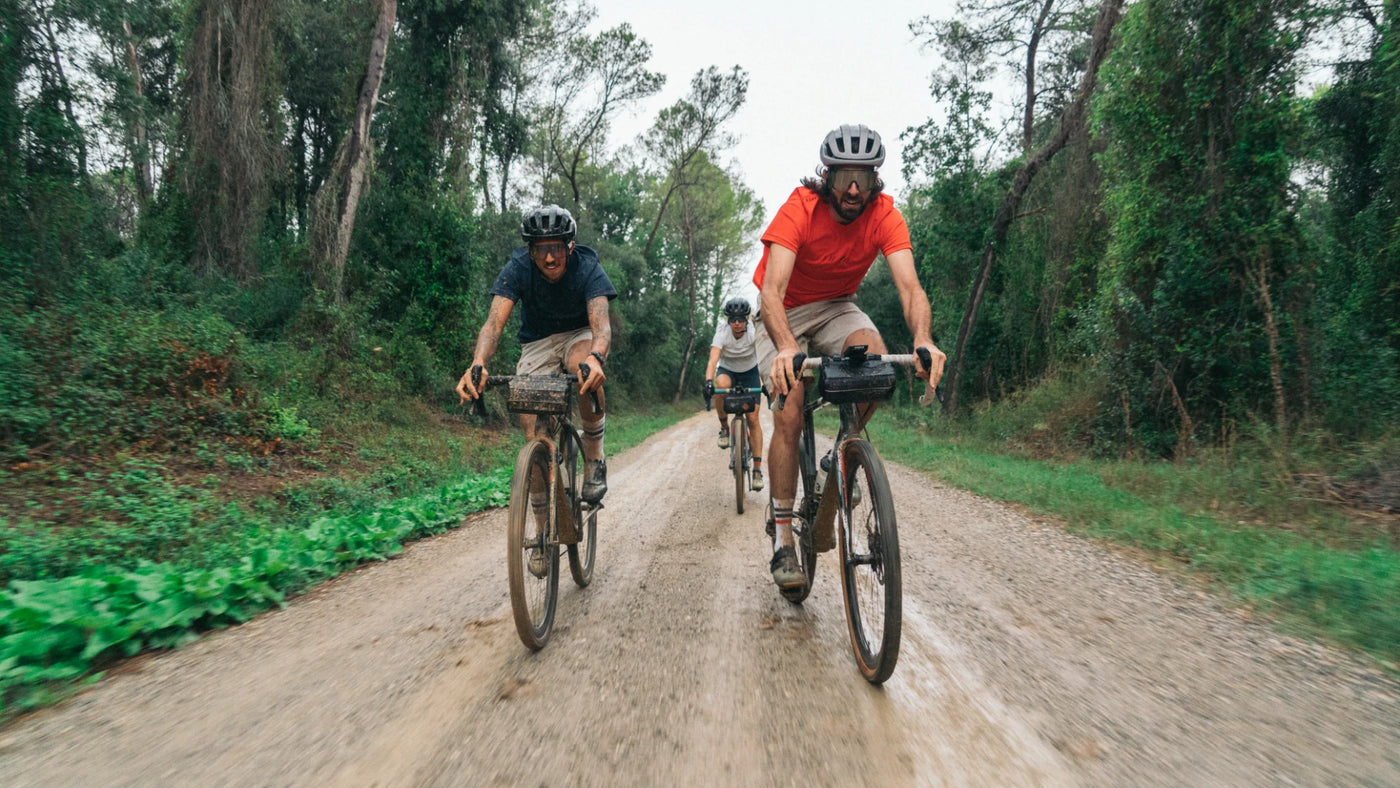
[592,0,964,297]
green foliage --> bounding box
[864,408,1400,664]
[0,470,510,714]
[1092,0,1312,455]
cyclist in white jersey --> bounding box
[703,297,765,491]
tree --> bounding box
[541,23,664,206]
[941,0,1125,414]
[640,65,748,259]
[309,0,396,304]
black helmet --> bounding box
[520,204,576,242]
[723,297,751,320]
[819,123,885,169]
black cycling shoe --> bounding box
[770,546,805,589]
[581,459,607,504]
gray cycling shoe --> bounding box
[528,547,549,578]
[718,426,730,449]
[581,459,607,504]
[770,546,806,589]
[751,467,765,491]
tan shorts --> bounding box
[516,327,593,376]
[752,296,879,386]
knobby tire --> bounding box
[837,439,901,683]
[507,439,559,650]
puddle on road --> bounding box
[871,603,1077,787]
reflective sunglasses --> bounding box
[528,241,571,262]
[728,316,747,324]
[829,167,877,194]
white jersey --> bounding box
[712,320,758,371]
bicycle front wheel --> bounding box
[837,439,901,683]
[563,428,596,587]
[507,439,559,650]
[732,415,747,514]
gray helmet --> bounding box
[722,297,751,320]
[520,204,576,242]
[819,124,885,168]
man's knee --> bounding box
[844,328,886,354]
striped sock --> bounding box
[583,416,605,455]
[772,497,794,550]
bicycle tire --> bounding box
[732,415,747,515]
[563,428,596,587]
[780,426,818,604]
[837,439,901,683]
[507,439,559,649]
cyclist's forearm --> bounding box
[901,289,934,347]
[586,296,612,359]
[705,347,720,380]
[759,290,798,353]
[472,298,513,364]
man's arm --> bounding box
[885,248,946,387]
[578,295,611,395]
[456,295,514,402]
[759,243,802,396]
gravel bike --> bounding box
[473,367,601,650]
[706,385,765,514]
[773,345,935,683]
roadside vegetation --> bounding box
[4,0,1398,720]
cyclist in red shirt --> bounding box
[754,124,946,590]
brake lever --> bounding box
[471,364,487,419]
[774,352,807,412]
[580,363,603,414]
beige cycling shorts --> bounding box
[516,327,594,376]
[752,296,879,387]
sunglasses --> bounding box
[528,241,571,261]
[728,316,747,324]
[829,168,877,194]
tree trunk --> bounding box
[122,19,152,206]
[1247,250,1288,451]
[310,0,395,304]
[943,0,1124,414]
[673,189,699,404]
[1023,0,1056,151]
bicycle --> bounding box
[706,385,765,514]
[772,344,935,684]
[472,367,601,650]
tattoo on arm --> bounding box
[587,296,612,357]
[473,297,513,362]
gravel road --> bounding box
[2,411,1398,786]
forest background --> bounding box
[2,0,1399,709]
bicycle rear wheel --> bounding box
[563,428,596,587]
[732,415,747,514]
[837,439,901,683]
[507,438,559,650]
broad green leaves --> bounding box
[0,468,510,716]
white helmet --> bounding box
[819,124,885,168]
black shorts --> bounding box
[716,365,761,391]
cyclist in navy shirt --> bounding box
[457,205,616,503]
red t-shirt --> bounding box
[753,187,912,309]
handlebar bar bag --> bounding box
[723,390,761,414]
[507,376,572,415]
[819,357,897,404]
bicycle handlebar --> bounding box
[470,365,603,418]
[774,349,941,410]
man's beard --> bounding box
[823,183,871,222]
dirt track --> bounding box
[2,412,1399,786]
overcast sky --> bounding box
[592,0,965,296]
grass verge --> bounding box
[0,403,689,720]
[856,408,1400,667]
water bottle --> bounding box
[814,451,832,497]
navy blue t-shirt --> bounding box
[489,244,617,343]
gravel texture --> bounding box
[2,411,1398,786]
